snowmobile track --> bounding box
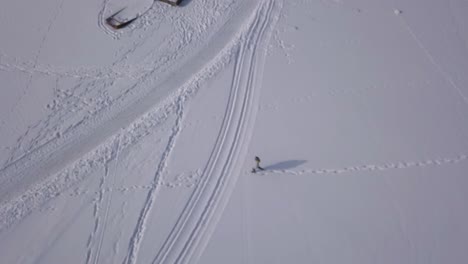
[0,0,255,208]
[150,1,282,263]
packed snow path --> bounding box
[0,0,283,263]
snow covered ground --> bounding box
[1,0,468,263]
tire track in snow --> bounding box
[0,5,247,230]
[151,1,281,263]
[98,0,120,39]
[1,0,200,167]
[0,0,250,207]
[257,153,468,176]
[123,97,186,264]
[1,0,240,177]
[0,0,268,249]
[0,89,177,232]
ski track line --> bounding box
[177,2,274,262]
[85,164,107,264]
[151,35,244,264]
[91,136,122,264]
[87,151,113,263]
[398,16,468,107]
[258,153,468,176]
[1,0,234,171]
[381,175,417,261]
[124,97,185,264]
[8,0,65,114]
[151,1,281,263]
[179,2,280,262]
[0,0,234,176]
[86,138,123,264]
[0,1,254,207]
[0,91,176,233]
[0,22,240,232]
[85,173,106,264]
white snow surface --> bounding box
[1,0,468,263]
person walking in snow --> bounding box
[252,156,264,173]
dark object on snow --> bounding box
[254,156,264,171]
[159,0,182,6]
[106,9,138,29]
[106,0,182,30]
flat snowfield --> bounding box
[1,0,468,263]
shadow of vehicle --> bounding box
[179,0,193,7]
[106,0,190,30]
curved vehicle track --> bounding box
[0,0,257,205]
[0,1,283,263]
[151,1,282,263]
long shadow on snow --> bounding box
[179,0,193,7]
[263,160,307,171]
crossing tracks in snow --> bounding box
[0,0,251,211]
[150,1,282,263]
[0,0,283,262]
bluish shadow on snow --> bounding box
[263,160,307,170]
[179,0,193,7]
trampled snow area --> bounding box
[1,0,468,263]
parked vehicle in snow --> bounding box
[159,0,182,6]
[106,0,183,29]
